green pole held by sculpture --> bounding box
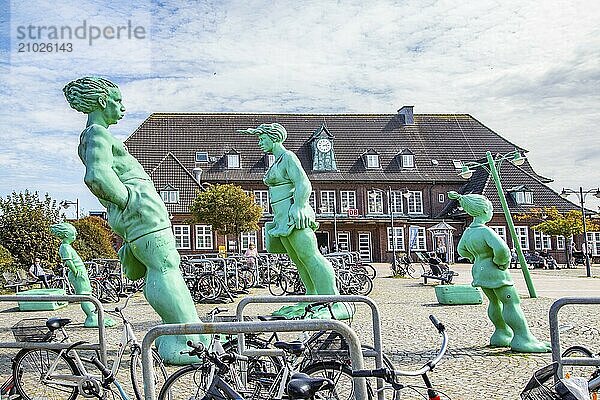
[239,123,353,320]
[448,191,550,353]
[63,77,207,364]
[50,222,116,328]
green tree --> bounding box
[71,216,118,261]
[0,243,14,273]
[0,190,62,269]
[189,184,263,252]
[515,207,600,266]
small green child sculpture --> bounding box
[50,222,115,328]
[239,123,353,320]
[448,191,550,352]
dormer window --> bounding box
[508,185,534,204]
[160,185,180,204]
[227,151,240,169]
[363,150,380,169]
[195,151,209,163]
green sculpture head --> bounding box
[63,77,125,125]
[50,222,77,244]
[238,123,287,154]
[448,191,493,223]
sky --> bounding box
[0,0,599,216]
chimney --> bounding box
[397,105,414,125]
[192,167,203,183]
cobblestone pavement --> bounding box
[1,263,599,399]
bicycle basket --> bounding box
[11,318,53,342]
[305,330,349,361]
[520,362,561,400]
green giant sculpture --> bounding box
[63,77,206,364]
[448,191,550,352]
[51,222,116,328]
[239,123,353,319]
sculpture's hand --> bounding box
[289,203,309,229]
[497,262,509,271]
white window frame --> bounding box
[409,226,426,251]
[387,227,405,251]
[438,193,445,203]
[401,154,414,168]
[586,232,600,256]
[227,154,240,169]
[340,191,356,212]
[308,191,317,211]
[195,151,209,162]
[160,190,179,204]
[407,191,423,214]
[240,231,258,251]
[557,236,565,250]
[534,230,552,250]
[173,225,190,250]
[490,226,507,244]
[390,191,404,214]
[514,226,529,250]
[195,225,213,250]
[320,191,336,213]
[365,154,379,169]
[253,190,270,214]
[514,191,533,204]
[367,190,384,214]
[337,231,351,251]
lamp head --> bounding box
[560,189,569,199]
[459,166,474,179]
[594,189,600,199]
[511,151,526,166]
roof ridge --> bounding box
[150,152,201,190]
[145,112,473,117]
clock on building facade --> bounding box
[311,126,337,171]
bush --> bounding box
[71,216,118,261]
[0,244,13,273]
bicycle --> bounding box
[11,292,167,400]
[520,360,600,400]
[351,315,450,400]
[391,253,421,279]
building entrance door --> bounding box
[337,232,350,252]
[315,232,330,253]
[358,232,372,261]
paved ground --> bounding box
[1,263,599,399]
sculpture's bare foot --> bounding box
[489,328,513,347]
[306,302,355,321]
[272,303,308,317]
[510,337,551,353]
[84,314,116,328]
[157,334,211,365]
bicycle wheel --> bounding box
[268,273,288,296]
[406,264,420,279]
[90,279,103,302]
[195,274,222,301]
[352,273,373,296]
[158,364,212,400]
[130,347,168,400]
[302,360,373,400]
[13,348,79,400]
[239,268,256,290]
[562,345,597,380]
[102,281,121,303]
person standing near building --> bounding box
[28,257,52,288]
[244,243,258,267]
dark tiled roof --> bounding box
[149,152,201,212]
[125,113,546,184]
[438,159,580,217]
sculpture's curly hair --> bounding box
[50,222,77,239]
[447,191,493,217]
[63,77,119,114]
[238,123,288,143]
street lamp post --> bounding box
[60,199,79,220]
[459,150,537,298]
[319,205,338,252]
[560,187,600,278]
[370,187,410,268]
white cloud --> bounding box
[1,0,599,211]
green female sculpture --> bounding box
[448,191,550,352]
[63,77,206,364]
[239,123,352,320]
[50,222,116,328]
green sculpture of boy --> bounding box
[63,77,206,364]
[448,191,550,352]
[50,222,116,328]
[239,123,353,320]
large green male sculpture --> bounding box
[63,77,206,364]
[51,222,116,328]
[239,123,352,319]
[448,191,550,352]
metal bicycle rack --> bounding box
[141,317,369,400]
[549,297,600,379]
[0,294,108,364]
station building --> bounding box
[124,106,588,263]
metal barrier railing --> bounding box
[235,295,385,400]
[549,297,600,379]
[141,319,368,400]
[0,294,108,364]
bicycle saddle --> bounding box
[286,373,333,399]
[274,340,305,355]
[46,317,72,331]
